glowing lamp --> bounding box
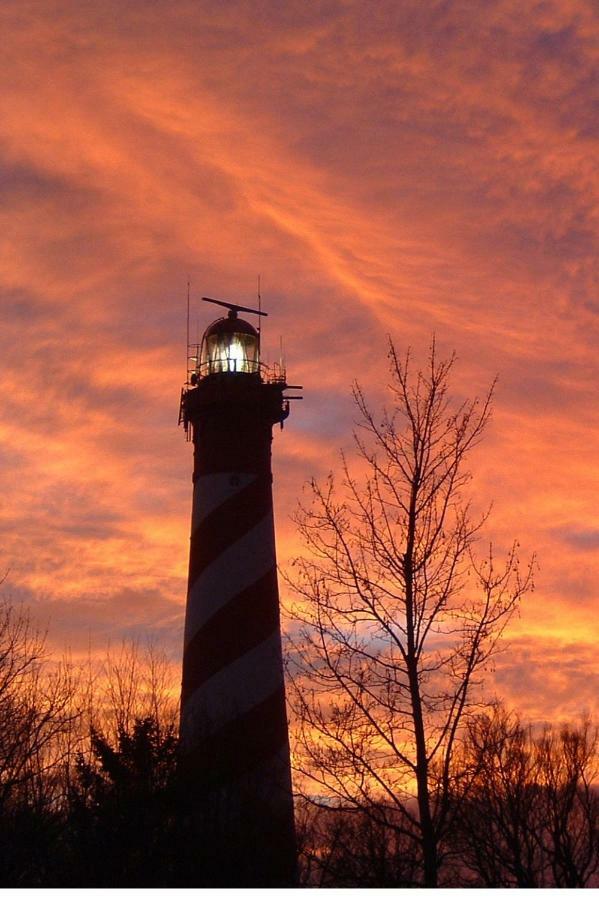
[199,309,260,376]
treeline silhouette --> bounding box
[0,597,597,887]
[297,707,599,888]
[0,599,222,887]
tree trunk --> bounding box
[405,483,438,887]
[408,655,438,886]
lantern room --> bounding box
[198,309,260,377]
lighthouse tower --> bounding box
[179,296,298,887]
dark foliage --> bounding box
[0,699,597,889]
[65,717,180,887]
[0,709,284,888]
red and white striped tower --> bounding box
[179,297,298,887]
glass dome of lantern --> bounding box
[199,308,260,376]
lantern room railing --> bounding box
[185,344,286,386]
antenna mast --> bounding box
[186,278,190,384]
[257,275,262,335]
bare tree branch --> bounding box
[284,339,534,887]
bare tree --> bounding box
[0,596,78,885]
[536,718,599,887]
[80,639,179,744]
[285,340,534,886]
[0,597,76,811]
[296,798,421,887]
[450,705,548,886]
[452,706,599,888]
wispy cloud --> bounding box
[0,0,597,719]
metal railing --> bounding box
[185,344,286,386]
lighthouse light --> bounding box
[213,334,248,372]
[199,317,260,377]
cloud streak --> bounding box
[0,0,597,720]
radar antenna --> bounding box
[201,296,268,318]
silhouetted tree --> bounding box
[450,706,599,888]
[448,706,547,886]
[63,641,181,886]
[0,597,77,886]
[96,640,179,739]
[0,599,75,806]
[0,618,186,888]
[537,718,599,887]
[297,799,420,887]
[67,716,179,886]
[286,340,534,886]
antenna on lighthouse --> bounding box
[257,275,262,340]
[186,278,191,384]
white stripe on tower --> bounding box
[180,469,288,784]
[184,512,275,648]
[180,631,284,744]
[190,472,255,533]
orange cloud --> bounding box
[0,0,596,724]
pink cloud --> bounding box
[0,0,596,722]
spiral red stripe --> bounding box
[181,566,280,705]
[187,476,272,586]
[181,685,290,786]
[183,514,275,649]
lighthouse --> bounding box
[179,296,299,887]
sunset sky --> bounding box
[1,0,597,723]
